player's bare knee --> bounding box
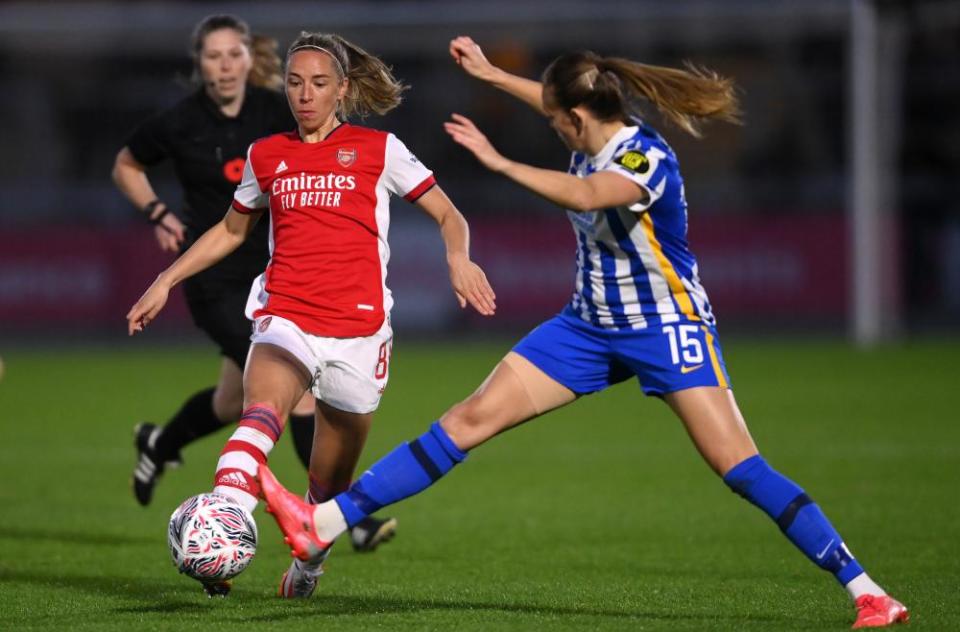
[440,397,500,448]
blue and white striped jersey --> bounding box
[565,122,715,329]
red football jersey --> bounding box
[232,124,435,337]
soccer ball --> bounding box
[167,493,258,583]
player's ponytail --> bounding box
[248,35,283,91]
[543,51,741,138]
[287,32,407,119]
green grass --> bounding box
[0,339,957,630]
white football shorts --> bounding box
[248,314,393,414]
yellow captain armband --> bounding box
[616,150,650,174]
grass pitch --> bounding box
[0,338,957,630]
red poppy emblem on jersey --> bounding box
[223,157,245,183]
[258,317,272,333]
[337,148,357,167]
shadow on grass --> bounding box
[112,601,209,614]
[0,567,192,603]
[0,567,834,628]
[234,593,818,626]
[0,525,154,546]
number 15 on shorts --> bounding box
[662,324,704,368]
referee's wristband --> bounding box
[143,199,170,224]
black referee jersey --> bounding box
[126,85,295,298]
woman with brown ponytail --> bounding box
[114,17,398,582]
[127,31,496,598]
[258,37,908,629]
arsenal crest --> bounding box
[337,148,357,167]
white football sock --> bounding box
[213,426,278,513]
[845,572,887,600]
[312,501,349,544]
[213,485,258,512]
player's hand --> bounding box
[154,211,185,253]
[447,253,496,316]
[444,114,511,174]
[449,36,497,82]
[126,277,171,335]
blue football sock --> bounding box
[724,454,864,585]
[335,421,467,527]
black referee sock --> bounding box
[154,387,226,462]
[289,413,315,469]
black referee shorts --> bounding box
[185,282,253,369]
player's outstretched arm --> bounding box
[126,208,261,335]
[445,114,644,213]
[414,186,496,316]
[449,36,545,115]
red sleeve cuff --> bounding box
[231,199,264,214]
[403,175,437,203]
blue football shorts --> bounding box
[512,308,731,397]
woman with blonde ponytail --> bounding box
[257,37,908,630]
[127,31,496,598]
[115,18,399,596]
[113,14,312,510]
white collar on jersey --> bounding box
[589,125,639,167]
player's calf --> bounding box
[213,403,285,511]
[724,454,908,627]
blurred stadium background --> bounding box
[1,1,959,629]
[0,0,957,343]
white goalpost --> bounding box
[849,0,905,346]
